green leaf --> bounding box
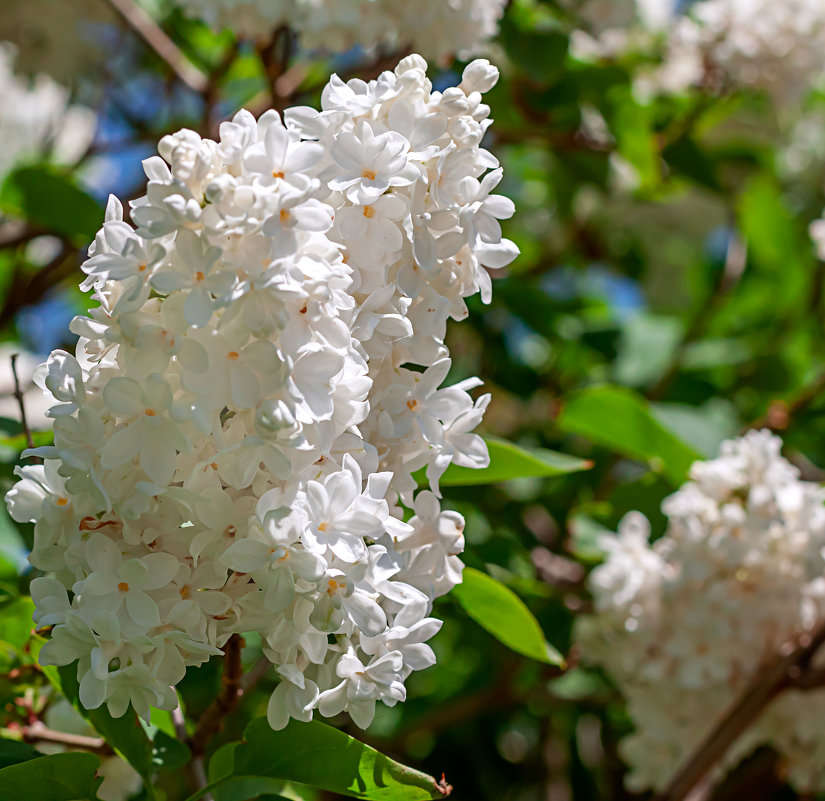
[0,596,35,665]
[0,737,41,769]
[0,752,101,801]
[557,385,702,485]
[211,777,294,801]
[152,729,191,772]
[612,314,682,388]
[606,87,660,191]
[650,399,738,460]
[208,742,238,784]
[499,14,567,83]
[0,166,103,244]
[427,437,591,487]
[222,718,445,801]
[57,664,155,779]
[452,567,564,666]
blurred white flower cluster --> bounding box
[0,43,95,181]
[174,0,506,62]
[572,0,825,102]
[809,207,825,262]
[576,430,825,792]
[7,54,517,730]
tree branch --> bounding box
[648,231,746,402]
[10,354,34,452]
[102,0,209,93]
[239,656,271,693]
[655,621,825,801]
[21,722,112,754]
[188,634,245,755]
[256,26,292,109]
[201,40,241,135]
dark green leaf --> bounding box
[0,166,103,244]
[0,752,101,801]
[0,737,41,770]
[152,729,191,772]
[211,776,294,801]
[452,567,564,665]
[558,385,702,485]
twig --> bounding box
[171,704,188,742]
[0,225,45,251]
[102,0,209,93]
[239,656,271,692]
[191,756,213,801]
[654,621,825,801]
[21,722,111,754]
[648,232,746,402]
[0,243,75,330]
[10,355,34,451]
[747,371,825,433]
[256,26,291,106]
[188,634,244,755]
[201,40,241,135]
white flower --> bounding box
[326,121,419,204]
[172,0,507,63]
[577,430,825,794]
[8,56,515,730]
[572,0,825,103]
[0,42,95,182]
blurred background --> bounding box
[2,0,825,799]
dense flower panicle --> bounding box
[572,0,825,101]
[7,55,517,730]
[0,0,115,83]
[576,430,825,792]
[0,42,95,181]
[174,0,507,62]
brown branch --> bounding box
[0,243,76,330]
[256,26,292,109]
[654,622,825,801]
[188,634,244,755]
[21,722,112,754]
[0,225,45,251]
[747,371,825,433]
[10,355,34,452]
[102,0,209,93]
[200,40,242,135]
[239,656,271,693]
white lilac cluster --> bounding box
[0,0,115,83]
[572,0,825,102]
[174,0,507,62]
[809,207,825,262]
[576,430,825,793]
[7,54,517,730]
[0,43,95,181]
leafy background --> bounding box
[0,0,824,799]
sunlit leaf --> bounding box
[429,437,591,487]
[191,718,446,801]
[452,567,564,666]
[558,385,701,485]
